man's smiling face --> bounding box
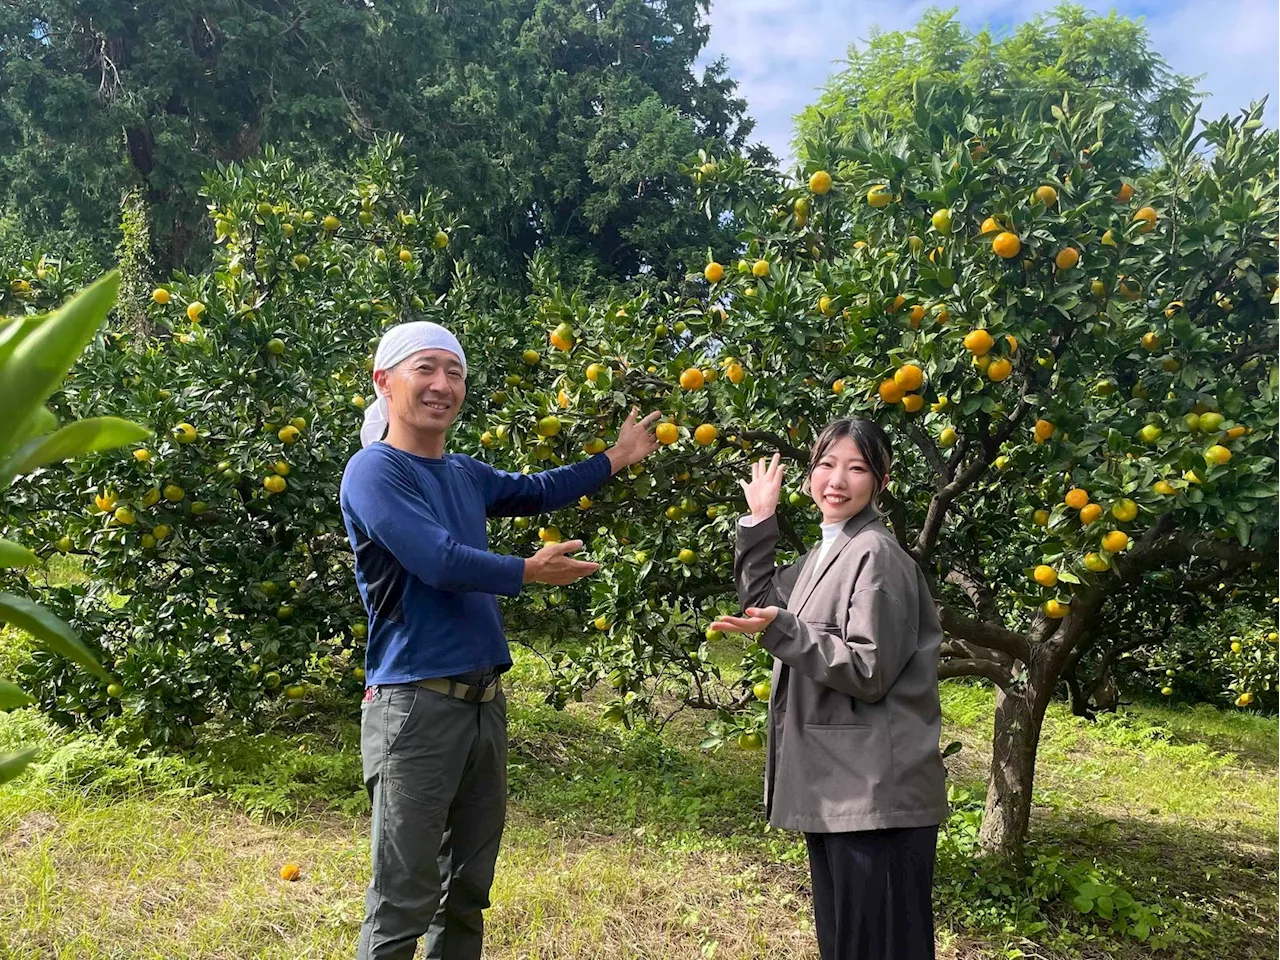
[375,348,467,439]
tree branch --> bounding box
[939,658,1012,689]
[944,567,1001,623]
[938,604,1031,662]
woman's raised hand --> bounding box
[740,453,786,522]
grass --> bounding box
[0,649,1275,959]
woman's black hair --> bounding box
[803,419,893,513]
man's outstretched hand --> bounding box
[523,539,601,585]
[604,407,661,474]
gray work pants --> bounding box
[356,683,507,960]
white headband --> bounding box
[360,320,468,448]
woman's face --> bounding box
[808,435,884,524]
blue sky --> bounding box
[699,0,1279,163]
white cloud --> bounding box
[700,0,1279,165]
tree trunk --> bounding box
[977,672,1051,859]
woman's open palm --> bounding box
[741,453,786,521]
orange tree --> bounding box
[8,141,473,744]
[10,97,1278,864]
[672,94,1276,856]
[475,93,1278,859]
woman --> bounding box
[711,418,948,960]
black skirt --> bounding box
[804,825,938,960]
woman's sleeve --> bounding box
[734,512,804,610]
[756,587,917,702]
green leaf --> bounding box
[0,679,34,711]
[0,539,38,569]
[0,746,40,786]
[8,417,152,476]
[0,271,120,455]
[1072,894,1094,913]
[0,591,111,682]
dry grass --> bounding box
[0,672,1275,959]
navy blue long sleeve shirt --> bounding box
[340,442,613,685]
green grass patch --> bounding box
[0,653,1275,958]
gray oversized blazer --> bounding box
[735,504,949,833]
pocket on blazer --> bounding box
[798,722,888,803]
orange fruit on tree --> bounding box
[1033,509,1050,526]
[901,394,924,413]
[1079,503,1103,525]
[867,184,892,207]
[980,216,1000,234]
[751,259,770,278]
[586,362,608,382]
[725,362,745,385]
[894,364,924,391]
[549,322,575,351]
[963,329,995,356]
[809,170,833,195]
[1054,247,1079,270]
[151,288,170,305]
[1043,599,1069,619]
[704,261,724,283]
[878,379,905,404]
[538,525,562,543]
[679,367,705,390]
[992,232,1022,259]
[987,358,1013,382]
[1033,565,1058,587]
[1204,444,1232,465]
[1084,552,1110,572]
[1034,419,1054,441]
[583,437,607,455]
[1153,480,1176,495]
[907,304,925,326]
[1102,530,1130,552]
[186,301,206,322]
[536,415,562,438]
[264,475,287,494]
[889,294,906,313]
[1133,206,1158,232]
[1034,185,1058,208]
[655,422,679,445]
[1064,488,1090,510]
[694,423,719,446]
[938,426,957,448]
[1111,498,1138,522]
[831,379,845,395]
[1115,182,1134,203]
[1226,425,1247,439]
[1141,331,1161,351]
[1005,334,1019,354]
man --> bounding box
[340,320,659,960]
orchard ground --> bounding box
[1,630,1275,960]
